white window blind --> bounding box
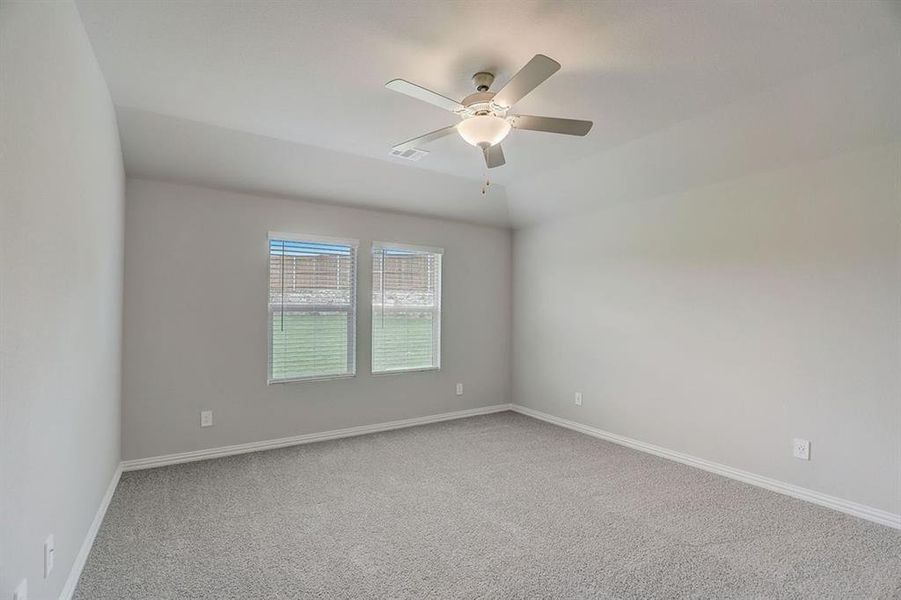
[371,242,442,373]
[268,234,357,383]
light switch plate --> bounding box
[455,383,463,396]
[574,392,583,406]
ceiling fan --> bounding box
[386,54,592,170]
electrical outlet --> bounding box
[792,438,810,460]
[574,392,583,406]
[200,410,213,428]
[44,534,54,578]
[455,383,463,396]
[13,579,27,600]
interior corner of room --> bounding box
[1,1,899,599]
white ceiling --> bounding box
[76,0,901,227]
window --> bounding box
[371,242,442,373]
[268,234,357,383]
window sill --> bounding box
[268,373,356,385]
[371,366,440,376]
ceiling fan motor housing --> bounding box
[461,91,502,116]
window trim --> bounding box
[266,232,359,385]
[371,241,445,255]
[268,231,360,248]
[370,241,443,375]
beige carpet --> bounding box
[75,412,900,599]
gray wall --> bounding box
[513,143,901,514]
[122,178,512,460]
[0,1,124,598]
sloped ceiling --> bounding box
[77,0,901,227]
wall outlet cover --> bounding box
[200,410,213,427]
[792,438,810,460]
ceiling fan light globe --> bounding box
[457,115,511,147]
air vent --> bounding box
[389,148,429,161]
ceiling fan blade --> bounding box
[392,125,458,153]
[483,143,506,169]
[492,54,561,109]
[510,115,593,136]
[385,79,464,113]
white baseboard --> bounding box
[59,463,123,600]
[511,404,900,530]
[122,403,514,471]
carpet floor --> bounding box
[74,412,900,599]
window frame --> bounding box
[267,232,359,385]
[370,241,444,375]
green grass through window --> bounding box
[372,313,435,372]
[271,313,349,380]
[271,313,436,380]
